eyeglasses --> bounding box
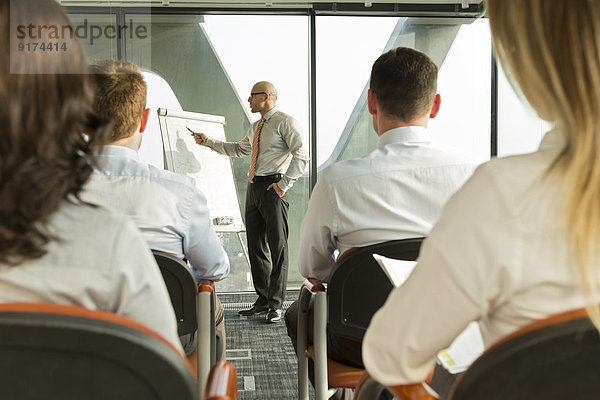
[250,92,267,97]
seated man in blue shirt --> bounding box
[82,59,230,358]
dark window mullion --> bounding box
[491,49,498,158]
[309,10,317,195]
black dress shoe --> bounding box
[238,305,269,316]
[266,308,283,323]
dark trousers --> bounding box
[286,300,455,400]
[245,179,289,310]
[285,299,364,385]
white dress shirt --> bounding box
[205,107,308,192]
[363,129,594,386]
[0,201,184,354]
[298,126,482,282]
[82,145,229,282]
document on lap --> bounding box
[437,322,484,374]
[372,253,484,374]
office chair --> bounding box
[354,308,600,400]
[0,302,197,400]
[204,361,239,400]
[152,249,218,395]
[297,238,425,400]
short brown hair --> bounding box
[369,47,438,121]
[89,60,147,142]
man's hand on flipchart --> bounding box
[191,132,208,146]
[267,183,285,198]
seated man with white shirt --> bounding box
[284,47,481,398]
[82,59,230,357]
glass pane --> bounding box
[216,232,253,292]
[316,17,492,170]
[429,18,491,157]
[126,14,310,291]
[316,16,400,166]
[497,61,552,157]
[66,14,118,62]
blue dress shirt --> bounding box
[82,145,230,282]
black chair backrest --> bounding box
[0,303,198,400]
[450,309,600,400]
[152,250,197,336]
[327,238,424,340]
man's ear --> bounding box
[429,94,441,119]
[265,92,276,104]
[139,108,151,133]
[367,89,378,116]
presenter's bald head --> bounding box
[249,81,278,115]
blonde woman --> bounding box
[363,0,600,390]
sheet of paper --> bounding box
[372,253,417,287]
[437,322,484,374]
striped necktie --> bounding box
[248,116,266,182]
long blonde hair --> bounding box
[486,0,600,327]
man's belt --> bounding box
[252,174,282,183]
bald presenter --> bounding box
[193,81,308,324]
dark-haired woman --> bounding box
[0,0,183,354]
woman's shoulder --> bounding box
[440,150,559,229]
[55,200,132,233]
[471,150,553,194]
[48,200,146,259]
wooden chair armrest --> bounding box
[300,278,326,293]
[198,280,215,293]
[297,278,326,312]
[203,361,238,400]
[197,280,217,318]
[389,383,439,400]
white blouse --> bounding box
[298,126,481,282]
[0,201,184,354]
[363,129,591,385]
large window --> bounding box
[315,16,400,167]
[430,18,491,157]
[316,17,492,172]
[68,13,118,61]
[497,62,551,157]
[70,7,493,292]
[201,15,311,291]
[125,13,310,291]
